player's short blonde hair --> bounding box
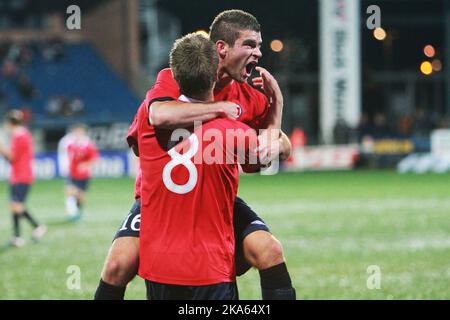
[5,109,24,125]
[170,33,218,98]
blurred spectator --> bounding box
[333,119,352,144]
[70,97,85,115]
[436,116,450,129]
[412,108,431,137]
[46,96,63,116]
[6,43,21,63]
[16,75,37,100]
[373,113,392,137]
[0,88,6,115]
[18,45,33,65]
[356,113,374,140]
[42,38,65,62]
[2,60,18,79]
[397,114,413,137]
[47,96,85,118]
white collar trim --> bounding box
[178,94,204,103]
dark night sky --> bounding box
[158,0,445,72]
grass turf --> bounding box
[0,170,449,299]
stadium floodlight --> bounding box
[420,61,433,75]
[373,27,386,41]
[270,39,284,52]
[432,59,442,72]
[423,44,436,58]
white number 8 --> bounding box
[162,134,199,194]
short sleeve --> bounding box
[145,68,180,105]
[126,112,139,148]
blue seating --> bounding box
[1,43,140,127]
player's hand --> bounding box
[218,101,242,120]
[0,142,7,155]
[257,129,281,165]
[252,67,283,102]
[77,162,90,172]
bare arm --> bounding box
[235,127,283,173]
[279,131,292,161]
[150,100,241,129]
[0,143,13,162]
[252,66,283,131]
[252,67,292,161]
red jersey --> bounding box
[67,138,99,180]
[134,169,142,200]
[137,97,259,285]
[10,127,34,184]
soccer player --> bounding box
[140,32,271,299]
[65,124,99,221]
[57,127,75,179]
[0,110,46,247]
[95,10,295,300]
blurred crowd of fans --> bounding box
[333,110,450,144]
[1,41,449,145]
[0,39,84,120]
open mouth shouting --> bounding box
[244,60,258,79]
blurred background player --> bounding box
[0,110,46,247]
[65,124,99,221]
[57,126,75,180]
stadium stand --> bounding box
[0,41,140,128]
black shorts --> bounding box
[233,197,270,276]
[67,177,90,191]
[145,280,238,300]
[10,184,31,203]
[114,197,270,275]
[113,199,141,239]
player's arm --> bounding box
[279,131,292,161]
[257,129,292,162]
[0,141,14,162]
[149,100,241,129]
[232,124,277,173]
[253,66,283,131]
[252,67,292,160]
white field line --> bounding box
[251,198,450,213]
[282,235,450,252]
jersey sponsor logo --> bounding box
[164,121,276,167]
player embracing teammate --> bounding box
[95,10,296,300]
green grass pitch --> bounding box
[0,170,449,299]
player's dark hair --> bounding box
[5,110,24,125]
[209,9,261,46]
[170,33,218,99]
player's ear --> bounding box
[216,40,228,59]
